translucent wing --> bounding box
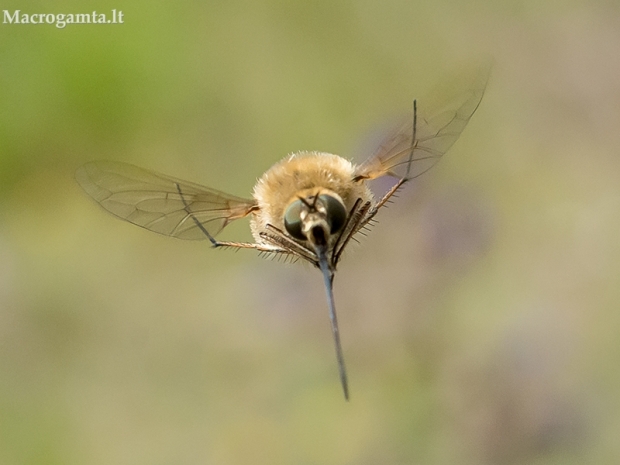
[75,161,257,240]
[354,65,490,181]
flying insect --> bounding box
[76,68,489,400]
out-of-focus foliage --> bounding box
[1,0,619,464]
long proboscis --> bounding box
[317,251,349,401]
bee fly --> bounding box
[76,68,489,400]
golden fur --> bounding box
[250,151,373,244]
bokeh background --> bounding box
[1,0,619,464]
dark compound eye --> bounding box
[284,199,306,240]
[318,194,347,234]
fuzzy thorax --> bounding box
[250,151,373,244]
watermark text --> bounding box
[3,10,124,29]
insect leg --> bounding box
[260,225,319,265]
[174,182,286,253]
[332,200,372,267]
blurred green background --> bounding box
[1,0,620,464]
